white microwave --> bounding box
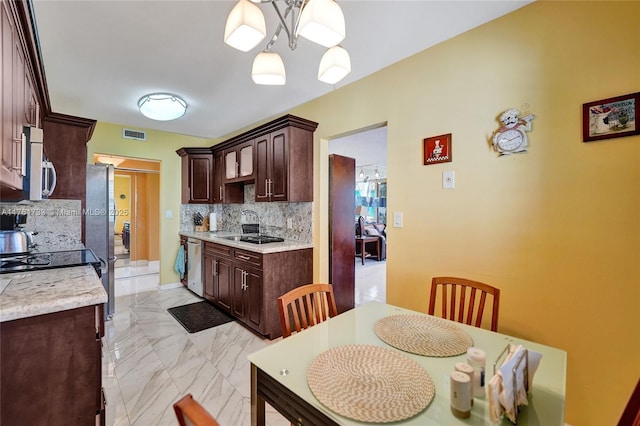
[22,126,57,200]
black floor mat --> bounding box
[168,301,234,333]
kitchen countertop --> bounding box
[0,265,107,322]
[180,231,313,254]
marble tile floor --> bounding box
[103,287,289,426]
[115,260,160,297]
[103,259,386,425]
[355,257,386,305]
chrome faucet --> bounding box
[241,209,261,235]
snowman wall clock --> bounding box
[492,108,535,155]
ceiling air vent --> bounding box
[122,128,147,141]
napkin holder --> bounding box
[493,344,529,424]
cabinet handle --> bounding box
[268,179,273,197]
[236,162,239,177]
[264,179,269,197]
[213,259,218,276]
[219,186,223,201]
[237,254,250,261]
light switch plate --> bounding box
[393,212,403,228]
[166,210,173,219]
[443,171,455,189]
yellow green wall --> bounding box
[85,2,638,424]
[87,123,210,283]
[291,2,639,424]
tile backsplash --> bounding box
[0,199,84,251]
[180,184,312,243]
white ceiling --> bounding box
[31,0,531,139]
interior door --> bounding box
[329,154,355,313]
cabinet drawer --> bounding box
[234,249,263,268]
[204,241,232,258]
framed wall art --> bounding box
[583,92,639,142]
[423,133,452,165]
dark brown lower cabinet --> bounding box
[0,304,105,425]
[179,235,188,287]
[202,241,312,339]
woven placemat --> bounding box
[307,344,434,423]
[374,314,473,357]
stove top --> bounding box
[0,249,101,275]
[239,235,285,244]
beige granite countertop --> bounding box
[180,231,313,253]
[0,265,107,322]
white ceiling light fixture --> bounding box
[138,93,187,121]
[224,0,267,52]
[224,0,350,85]
[318,45,350,84]
[252,51,286,85]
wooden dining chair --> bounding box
[173,393,220,426]
[278,283,338,338]
[428,276,500,332]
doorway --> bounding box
[328,126,388,305]
[93,154,160,296]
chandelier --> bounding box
[224,0,351,85]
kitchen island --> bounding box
[180,231,312,339]
[0,265,107,425]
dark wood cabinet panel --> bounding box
[201,240,312,339]
[203,241,233,310]
[1,1,22,190]
[180,235,188,287]
[43,114,96,201]
[0,304,104,425]
[177,148,213,204]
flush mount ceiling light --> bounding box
[137,93,187,121]
[224,0,350,85]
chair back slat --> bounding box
[428,277,500,332]
[278,284,338,338]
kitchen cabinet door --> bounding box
[179,236,188,287]
[1,2,22,190]
[244,267,263,331]
[203,253,214,301]
[269,129,288,202]
[187,154,212,203]
[177,148,213,204]
[223,139,254,183]
[215,256,233,311]
[212,150,224,203]
[254,133,270,201]
[231,264,263,333]
[254,129,290,202]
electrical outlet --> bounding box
[443,171,455,189]
[166,210,173,219]
[287,218,293,229]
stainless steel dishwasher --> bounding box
[186,238,203,297]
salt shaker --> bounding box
[450,371,472,418]
[455,362,475,406]
[466,347,486,398]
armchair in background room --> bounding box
[355,216,386,261]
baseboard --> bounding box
[160,282,183,291]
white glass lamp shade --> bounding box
[318,45,350,84]
[224,0,266,52]
[252,51,286,85]
[296,0,345,48]
[137,93,187,121]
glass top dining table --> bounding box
[249,302,566,426]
